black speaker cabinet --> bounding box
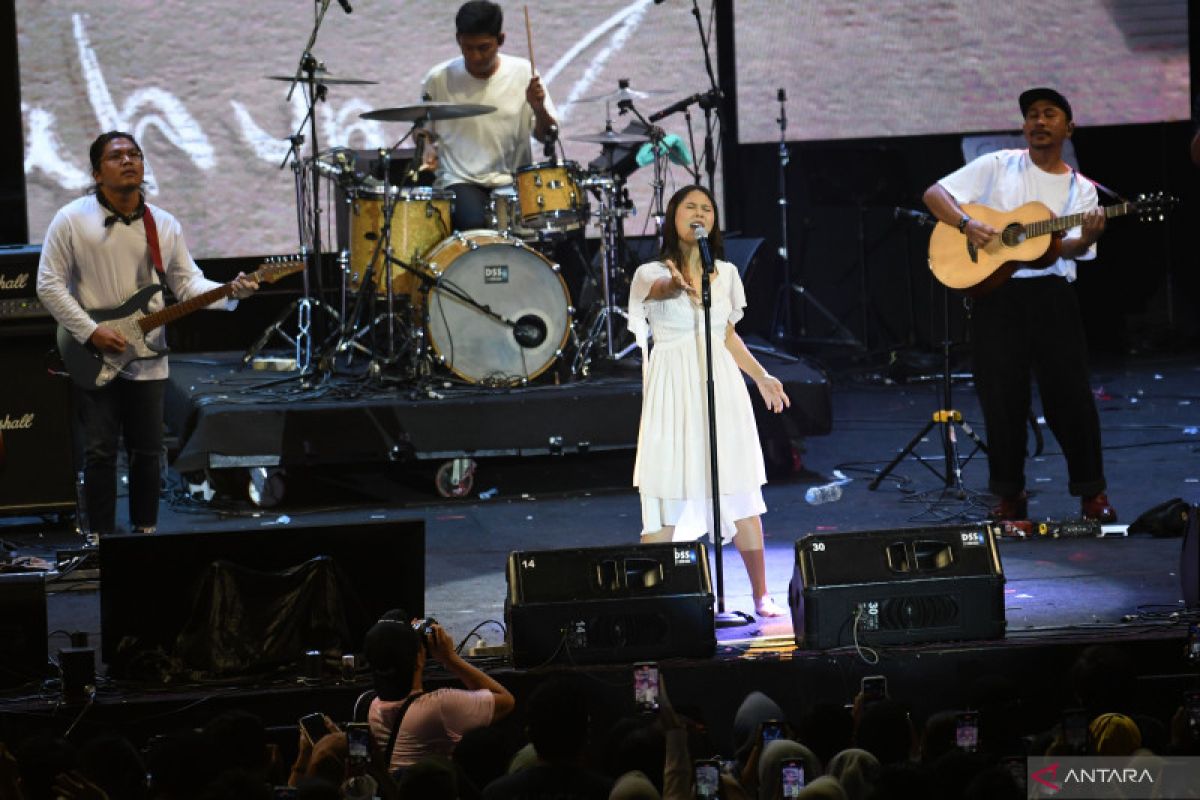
[99,515,424,672]
[0,340,75,515]
[788,524,1006,649]
[0,573,48,688]
[506,542,715,667]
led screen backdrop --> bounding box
[17,0,1190,259]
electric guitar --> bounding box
[57,256,304,389]
[927,193,1175,296]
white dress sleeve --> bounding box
[628,261,669,352]
[725,261,747,328]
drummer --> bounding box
[421,0,559,231]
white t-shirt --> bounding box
[421,53,557,189]
[36,193,233,380]
[937,148,1098,281]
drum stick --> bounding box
[524,6,536,75]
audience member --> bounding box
[14,735,79,800]
[364,610,515,774]
[483,677,611,800]
[825,748,879,800]
[854,700,916,766]
[78,733,149,800]
[395,756,459,800]
[756,739,822,800]
[797,703,854,769]
[1089,712,1142,756]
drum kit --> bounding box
[273,88,668,388]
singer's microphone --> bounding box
[336,0,353,13]
[691,223,715,274]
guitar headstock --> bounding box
[255,255,307,284]
[1134,192,1178,223]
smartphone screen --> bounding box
[298,712,325,744]
[955,711,979,753]
[861,675,887,703]
[760,719,784,748]
[780,758,806,797]
[693,759,720,799]
[633,662,659,713]
[1063,708,1088,754]
[345,723,371,762]
[272,788,299,800]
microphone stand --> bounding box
[695,227,749,627]
[689,0,721,193]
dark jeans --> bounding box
[73,378,166,534]
[969,276,1106,498]
[446,183,491,232]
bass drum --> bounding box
[423,231,572,385]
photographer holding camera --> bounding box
[364,610,515,776]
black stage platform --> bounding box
[163,350,832,473]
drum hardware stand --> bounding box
[868,277,986,494]
[246,3,340,377]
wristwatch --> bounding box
[956,215,971,233]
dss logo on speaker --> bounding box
[959,530,985,547]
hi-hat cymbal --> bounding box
[266,72,377,85]
[360,102,496,122]
[568,130,652,146]
[576,86,671,104]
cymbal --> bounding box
[576,86,671,104]
[265,72,377,85]
[568,130,651,146]
[360,102,496,122]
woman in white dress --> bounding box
[628,185,791,617]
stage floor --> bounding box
[1,348,1196,743]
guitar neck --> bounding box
[137,275,248,333]
[1024,201,1136,239]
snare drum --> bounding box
[514,161,587,233]
[487,185,537,241]
[349,186,453,298]
[422,230,572,385]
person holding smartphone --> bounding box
[364,609,515,775]
[755,739,820,800]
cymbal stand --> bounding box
[316,115,430,376]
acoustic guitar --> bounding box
[927,193,1175,296]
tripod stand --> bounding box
[869,275,986,493]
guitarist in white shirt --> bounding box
[36,131,259,536]
[921,88,1116,525]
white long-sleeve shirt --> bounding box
[36,193,234,380]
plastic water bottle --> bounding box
[805,482,843,505]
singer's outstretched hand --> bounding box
[664,258,699,301]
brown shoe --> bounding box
[1081,493,1117,524]
[990,491,1028,521]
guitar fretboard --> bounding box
[1023,201,1138,239]
[134,259,300,333]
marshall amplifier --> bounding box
[0,340,76,514]
[0,244,48,322]
[506,542,715,667]
[788,524,1006,649]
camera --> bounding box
[413,617,438,653]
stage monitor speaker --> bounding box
[0,340,76,515]
[506,542,715,667]
[0,574,48,688]
[788,524,1006,650]
[99,515,424,675]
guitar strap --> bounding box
[142,206,167,279]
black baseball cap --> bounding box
[1019,87,1072,121]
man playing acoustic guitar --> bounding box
[922,87,1116,524]
[37,131,259,537]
